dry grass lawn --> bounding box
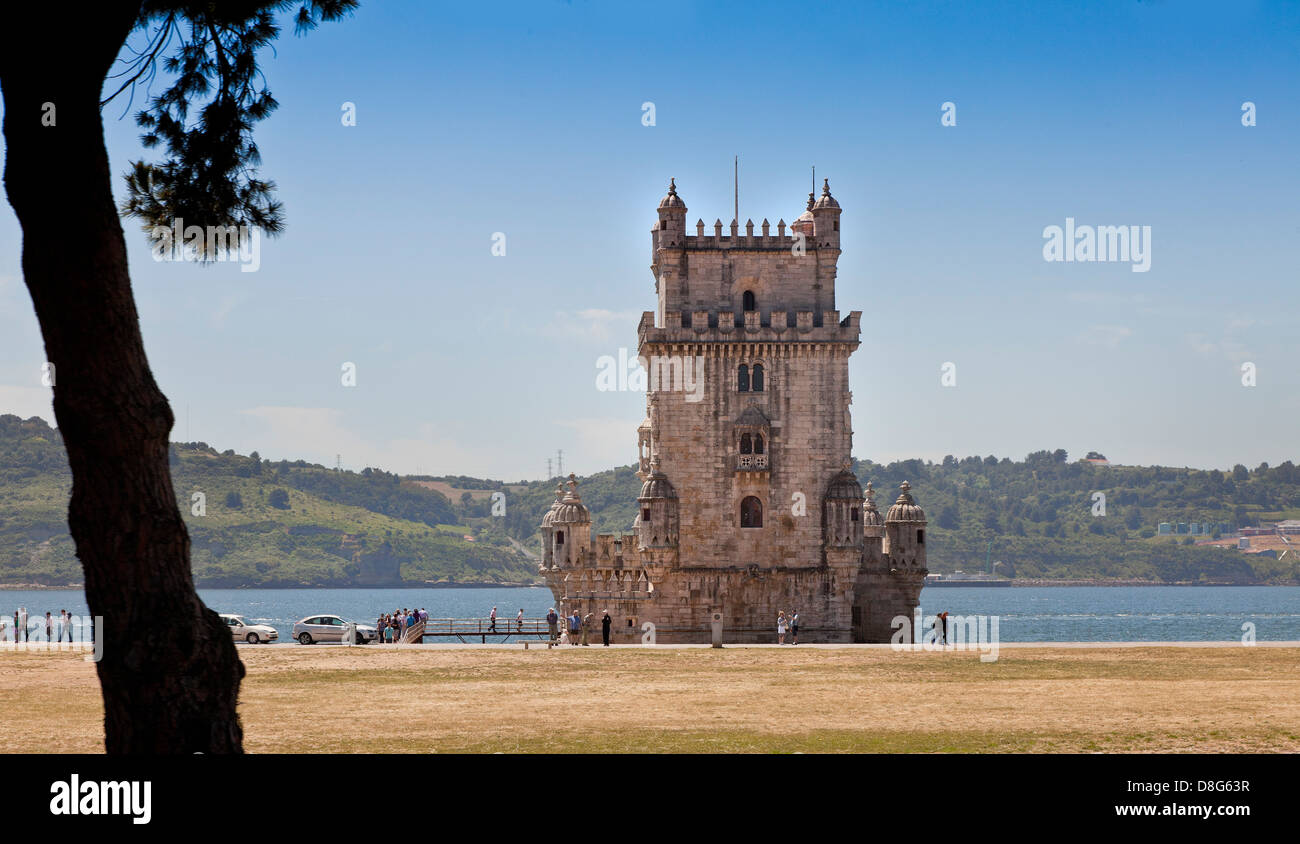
[3,645,1299,753]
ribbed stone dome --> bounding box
[824,468,863,500]
[551,475,591,525]
[658,177,686,209]
[885,481,926,523]
[638,456,677,499]
[813,179,840,209]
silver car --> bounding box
[291,614,378,645]
[221,613,278,644]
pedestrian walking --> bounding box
[777,611,787,645]
[601,610,612,647]
[489,606,498,633]
[546,608,559,642]
[790,610,799,645]
[941,611,949,645]
[516,608,524,632]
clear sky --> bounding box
[1,0,1297,480]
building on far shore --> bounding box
[538,179,927,643]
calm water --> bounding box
[2,585,1298,642]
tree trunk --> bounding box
[0,4,245,752]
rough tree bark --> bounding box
[0,2,245,752]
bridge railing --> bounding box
[381,618,556,640]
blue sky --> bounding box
[1,0,1297,479]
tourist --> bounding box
[419,607,428,623]
[790,610,799,645]
[546,608,559,642]
[384,616,394,643]
[777,611,787,645]
[489,606,498,633]
[397,610,407,642]
[377,614,387,643]
[568,609,581,645]
[941,611,949,646]
[10,610,17,643]
[18,607,26,642]
[601,610,612,647]
[44,612,52,642]
[516,608,524,632]
[581,613,593,646]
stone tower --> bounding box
[540,178,927,643]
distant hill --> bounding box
[0,415,533,587]
[2,414,1297,586]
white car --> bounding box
[291,614,378,645]
[220,613,279,644]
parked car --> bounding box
[291,614,377,645]
[220,613,278,644]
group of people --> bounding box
[545,607,613,647]
[486,606,526,633]
[776,610,800,644]
[376,607,427,643]
[5,608,78,642]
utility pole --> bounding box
[557,449,564,479]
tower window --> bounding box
[740,496,763,528]
[851,507,859,522]
[737,364,750,392]
[917,529,925,545]
[752,363,764,392]
[742,290,756,311]
[556,530,565,544]
[642,507,651,521]
[753,434,764,454]
[739,434,752,455]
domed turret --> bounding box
[883,481,927,572]
[791,191,816,237]
[550,474,591,568]
[811,178,841,247]
[823,465,865,549]
[637,455,679,549]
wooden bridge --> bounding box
[393,617,556,644]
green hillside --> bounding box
[0,415,533,587]
[3,414,1297,586]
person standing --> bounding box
[790,610,799,645]
[569,609,581,645]
[377,614,387,644]
[11,610,17,643]
[546,608,559,642]
[777,611,787,645]
[581,613,593,646]
[489,606,498,633]
[941,611,949,646]
[516,608,524,632]
[601,610,612,647]
[18,607,27,642]
[44,612,52,642]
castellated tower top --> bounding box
[647,176,850,335]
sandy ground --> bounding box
[2,644,1298,753]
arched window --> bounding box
[917,529,925,545]
[753,434,764,454]
[556,530,565,545]
[751,363,764,392]
[740,496,763,528]
[737,364,750,392]
[742,290,756,311]
[851,507,860,522]
[739,434,752,454]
